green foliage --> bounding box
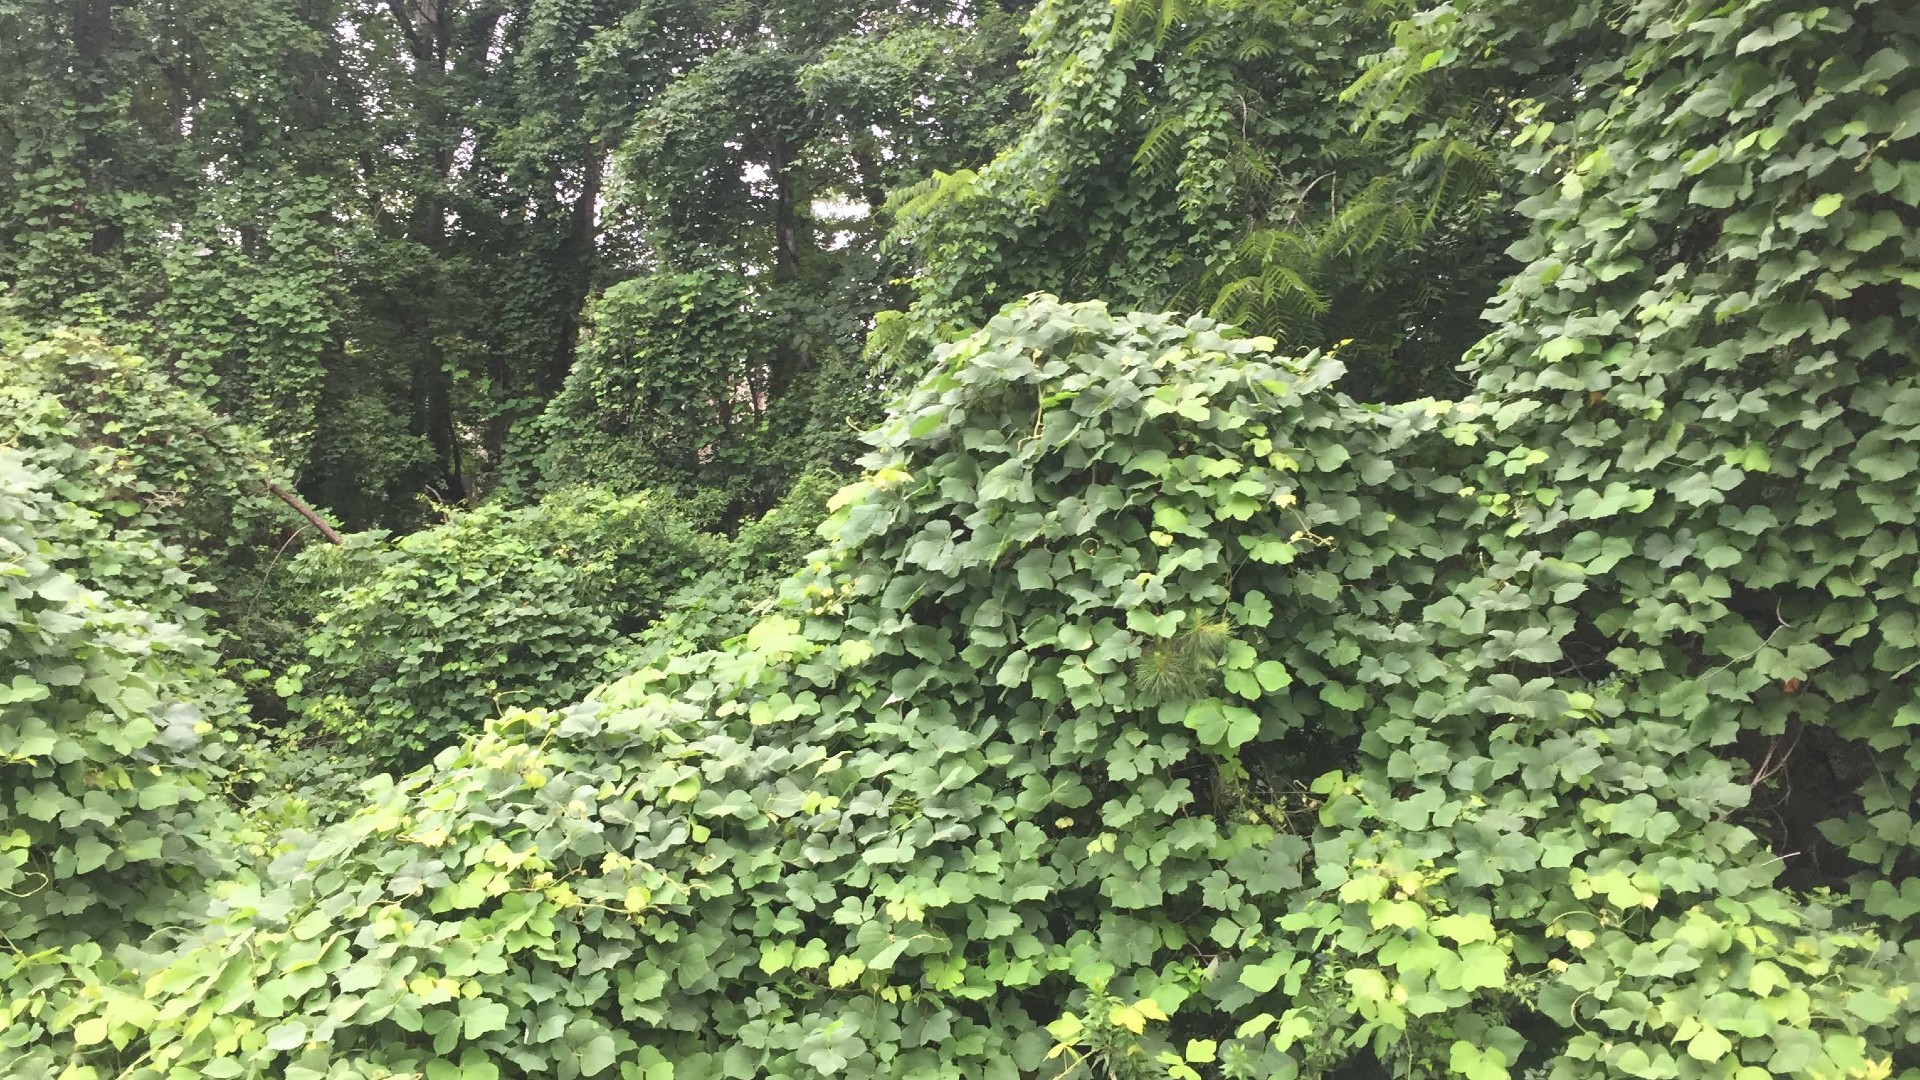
[4,3,1920,1080]
[513,3,1029,520]
[514,269,777,511]
[0,447,232,950]
[0,328,293,585]
[286,487,724,766]
[18,242,1920,1078]
[730,472,846,580]
[0,0,1030,529]
[0,327,322,710]
[634,470,847,664]
[6,296,1376,1078]
[1403,2,1920,1066]
[796,12,1029,198]
[221,724,385,837]
[0,0,348,471]
[0,401,240,1074]
[885,0,1519,399]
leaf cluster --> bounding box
[283,487,726,768]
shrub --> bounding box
[634,470,845,665]
[5,1,1920,1076]
[286,487,725,765]
[0,327,297,602]
[0,449,232,947]
[0,440,236,1075]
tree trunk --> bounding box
[72,0,122,257]
[267,481,344,544]
[546,140,604,397]
[766,132,810,398]
[390,0,466,504]
[769,133,802,285]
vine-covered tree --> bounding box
[0,0,1027,528]
[886,0,1530,399]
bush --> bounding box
[4,2,1920,1076]
[285,487,725,766]
[0,327,299,604]
[500,269,775,522]
[0,440,237,1075]
[503,270,880,529]
[0,448,233,948]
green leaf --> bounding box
[1685,1027,1733,1062]
[828,956,865,988]
[1239,959,1288,993]
[72,836,113,874]
[1253,660,1291,692]
[1449,1040,1510,1080]
[578,1034,618,1077]
[264,1020,307,1051]
[1182,699,1260,747]
[461,999,510,1039]
[759,940,796,975]
[72,1017,109,1046]
[1846,990,1897,1024]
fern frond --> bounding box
[1111,0,1202,47]
[1133,113,1189,175]
[882,169,983,224]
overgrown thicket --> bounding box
[0,336,250,1064]
[5,0,1920,1078]
[886,0,1524,398]
[0,0,1026,530]
[278,489,723,767]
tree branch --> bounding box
[385,0,428,61]
[266,481,344,545]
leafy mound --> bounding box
[14,298,1386,1078]
[511,269,878,526]
[0,330,272,950]
[631,471,847,666]
[19,279,1920,1080]
[0,356,241,1071]
[0,328,297,602]
[283,488,725,766]
[0,448,232,950]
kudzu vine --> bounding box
[2,0,1918,1079]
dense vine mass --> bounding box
[3,0,1919,1078]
